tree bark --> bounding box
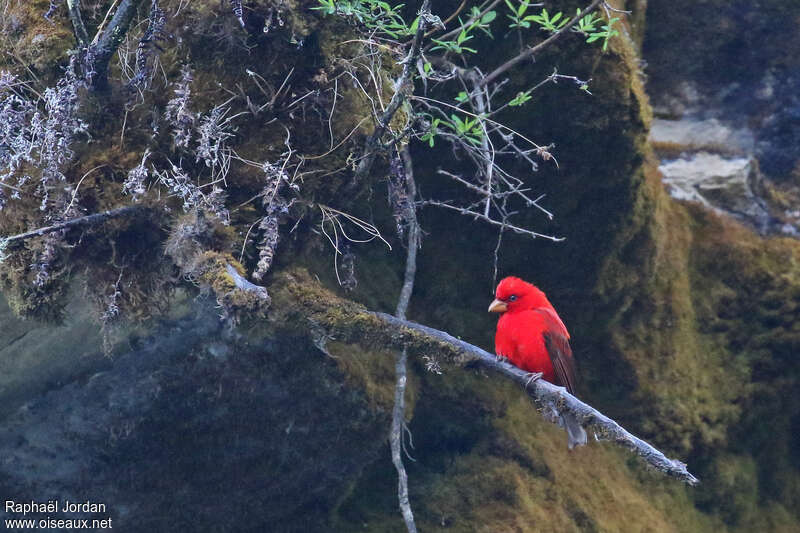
[390,147,421,533]
[373,312,700,485]
[90,0,146,90]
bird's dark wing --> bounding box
[543,331,577,394]
[534,309,578,395]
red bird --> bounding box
[489,276,587,449]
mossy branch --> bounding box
[1,205,147,248]
[272,271,699,485]
[372,312,700,485]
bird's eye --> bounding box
[509,295,517,302]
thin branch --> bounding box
[426,0,502,43]
[391,346,416,533]
[395,148,420,320]
[91,0,121,44]
[371,313,700,485]
[352,0,434,183]
[66,0,90,46]
[391,147,421,533]
[421,200,565,241]
[64,164,107,215]
[479,0,604,88]
[1,205,147,247]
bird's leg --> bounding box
[524,372,543,388]
[495,352,509,364]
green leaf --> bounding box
[482,10,497,24]
[508,90,532,106]
[455,91,469,103]
[409,16,419,33]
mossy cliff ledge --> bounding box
[1,0,799,531]
[0,285,399,531]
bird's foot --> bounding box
[495,353,510,364]
[524,372,544,388]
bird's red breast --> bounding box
[489,276,577,394]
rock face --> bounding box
[1,0,800,531]
[644,0,800,236]
[0,292,388,531]
[657,153,770,230]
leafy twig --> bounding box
[479,0,603,88]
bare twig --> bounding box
[64,164,107,215]
[421,200,565,241]
[425,0,502,42]
[2,205,147,247]
[352,0,434,183]
[391,147,421,533]
[91,0,121,44]
[479,0,604,88]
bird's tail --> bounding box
[560,412,587,450]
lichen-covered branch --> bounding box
[372,312,700,485]
[394,147,420,321]
[66,0,90,47]
[1,205,147,248]
[270,271,698,485]
[91,0,146,89]
[390,148,421,533]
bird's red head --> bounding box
[488,276,551,314]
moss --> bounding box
[267,268,473,367]
[334,363,723,533]
[644,0,800,97]
[328,341,418,415]
[0,247,69,322]
[0,0,73,78]
[2,0,799,530]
